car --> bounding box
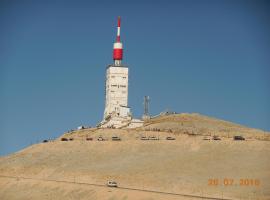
[203,136,211,140]
[43,140,48,143]
[188,133,197,136]
[98,136,105,141]
[166,136,175,140]
[86,137,93,141]
[234,136,245,141]
[61,138,69,141]
[77,126,85,130]
[149,136,159,140]
[140,136,148,140]
[212,136,221,140]
[112,136,121,141]
[107,181,118,187]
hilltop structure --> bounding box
[99,17,143,128]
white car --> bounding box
[107,181,118,187]
[98,136,105,141]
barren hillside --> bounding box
[140,113,270,140]
[0,113,269,200]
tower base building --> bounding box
[104,65,130,119]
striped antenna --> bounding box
[116,16,121,42]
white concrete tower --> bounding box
[103,17,130,121]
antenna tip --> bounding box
[117,16,121,27]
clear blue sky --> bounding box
[0,0,269,156]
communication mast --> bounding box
[142,96,150,120]
[113,16,123,66]
[103,16,130,121]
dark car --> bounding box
[61,138,69,141]
[234,136,245,141]
[212,135,221,140]
[86,137,93,141]
[166,136,175,140]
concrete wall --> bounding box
[104,65,129,119]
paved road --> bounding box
[0,174,233,200]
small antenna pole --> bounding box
[142,96,150,120]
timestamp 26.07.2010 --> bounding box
[208,178,260,186]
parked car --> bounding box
[140,136,148,140]
[61,138,69,141]
[234,135,245,141]
[86,137,93,141]
[107,181,118,187]
[97,136,105,141]
[166,136,175,140]
[112,136,121,141]
[212,135,221,140]
[77,126,85,130]
[43,140,48,143]
[149,136,159,140]
[203,136,211,140]
[69,138,74,141]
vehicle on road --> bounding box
[107,181,118,187]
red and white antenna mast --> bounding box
[113,16,123,66]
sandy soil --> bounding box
[0,176,202,200]
[0,134,269,199]
[0,114,269,199]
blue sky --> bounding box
[0,0,269,156]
